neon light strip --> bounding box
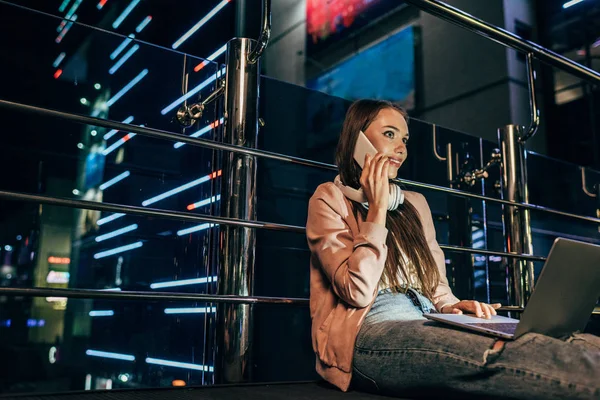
[54,69,63,79]
[172,0,230,49]
[136,16,152,33]
[112,0,141,29]
[97,213,125,225]
[193,44,227,72]
[164,307,216,314]
[160,67,225,115]
[104,116,134,140]
[150,276,217,289]
[102,288,122,291]
[93,241,143,259]
[141,170,221,206]
[57,20,67,32]
[65,0,83,20]
[563,0,586,8]
[187,195,220,211]
[89,310,114,317]
[95,224,138,242]
[106,69,148,107]
[110,34,135,60]
[109,44,139,75]
[86,350,135,361]
[97,0,107,10]
[174,118,223,149]
[59,0,71,13]
[99,171,131,190]
[53,52,66,68]
[177,223,217,236]
[145,357,214,372]
[55,15,78,44]
[102,133,136,155]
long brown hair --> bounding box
[335,99,440,300]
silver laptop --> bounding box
[424,237,600,340]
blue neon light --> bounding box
[102,132,137,156]
[177,223,217,236]
[65,0,83,20]
[95,224,138,242]
[89,310,115,317]
[53,52,66,68]
[97,213,126,225]
[110,34,135,60]
[104,116,135,140]
[164,307,216,314]
[86,350,135,361]
[136,16,152,33]
[160,67,225,115]
[109,44,139,75]
[188,195,221,210]
[93,241,143,259]
[99,171,131,190]
[59,0,71,13]
[112,0,141,29]
[150,276,217,289]
[106,69,148,107]
[173,118,224,149]
[145,357,214,372]
[141,174,213,206]
[207,44,227,61]
[563,0,586,8]
[171,0,230,49]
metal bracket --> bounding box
[581,167,598,198]
[176,79,225,127]
[460,150,501,187]
[520,53,540,143]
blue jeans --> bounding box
[352,289,600,399]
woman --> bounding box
[306,99,600,399]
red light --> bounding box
[187,204,196,211]
[123,133,135,142]
[193,61,209,72]
[98,0,108,9]
[48,256,70,264]
[210,170,223,179]
[54,69,63,79]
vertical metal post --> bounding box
[498,125,535,308]
[216,37,260,384]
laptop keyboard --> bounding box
[465,322,518,335]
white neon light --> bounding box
[86,350,135,361]
[97,213,125,225]
[89,310,115,317]
[150,276,217,289]
[59,0,71,13]
[145,357,214,372]
[65,0,83,20]
[164,307,216,314]
[46,271,70,284]
[106,69,148,107]
[93,241,143,259]
[53,52,66,68]
[563,0,586,8]
[187,195,220,210]
[112,0,141,29]
[99,171,131,190]
[173,118,224,148]
[109,44,139,75]
[110,34,135,60]
[102,133,136,155]
[85,374,92,390]
[141,173,213,206]
[136,16,152,33]
[172,0,230,49]
[104,116,135,140]
[207,44,227,61]
[177,223,217,236]
[95,224,138,242]
[160,67,225,115]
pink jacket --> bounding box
[306,182,460,391]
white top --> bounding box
[377,250,422,292]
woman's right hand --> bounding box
[360,153,390,224]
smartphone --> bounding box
[353,130,378,169]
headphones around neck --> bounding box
[334,175,404,211]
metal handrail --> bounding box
[0,287,309,305]
[0,189,547,262]
[403,0,600,84]
[247,0,271,64]
[521,53,540,142]
[2,98,600,225]
[1,98,599,226]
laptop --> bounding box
[424,237,600,340]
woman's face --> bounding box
[363,108,409,179]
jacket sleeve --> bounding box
[306,188,388,308]
[413,193,461,311]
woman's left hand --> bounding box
[441,300,502,319]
